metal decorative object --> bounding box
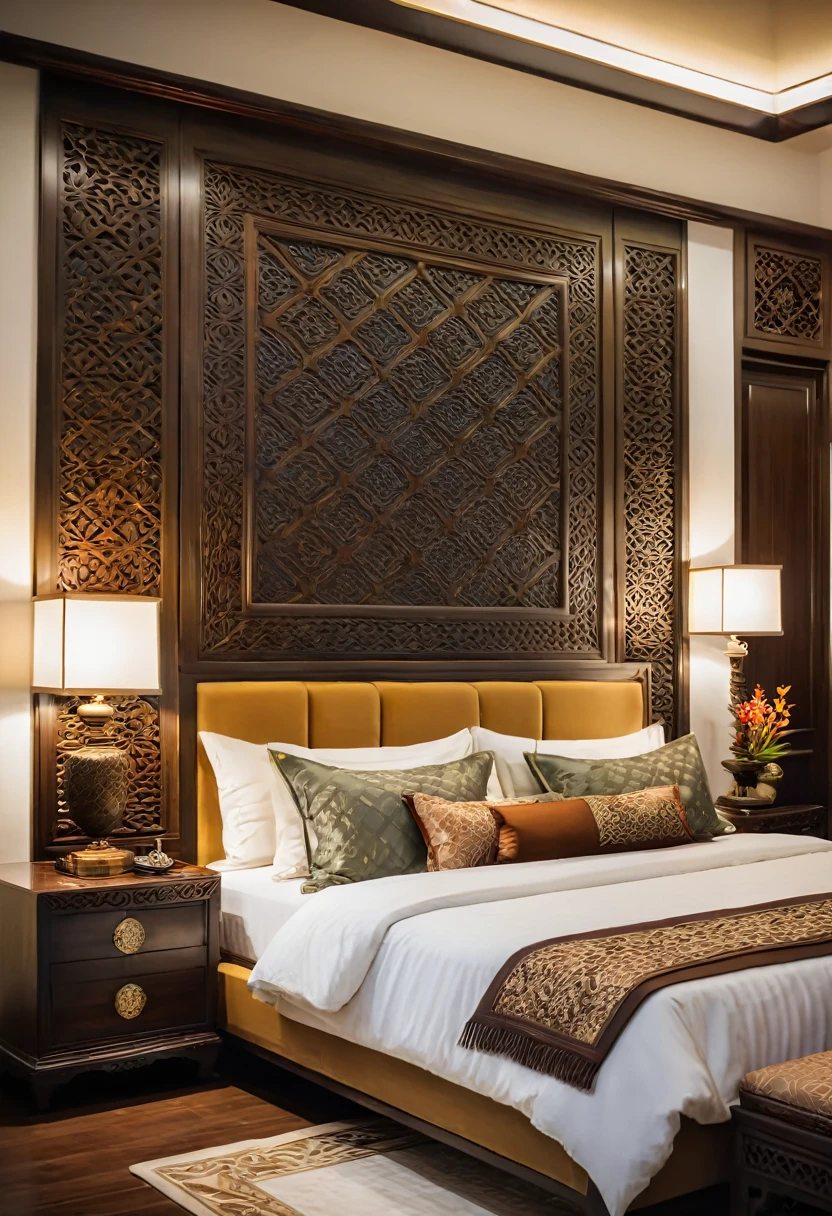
[113,918,145,955]
[56,698,134,877]
[133,838,175,875]
[114,982,147,1020]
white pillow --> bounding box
[200,728,502,878]
[199,732,277,872]
[266,729,503,879]
[470,722,666,798]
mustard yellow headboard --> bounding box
[196,678,647,866]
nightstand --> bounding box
[0,861,221,1110]
[717,803,826,837]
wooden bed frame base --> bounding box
[219,961,732,1214]
[222,1031,610,1215]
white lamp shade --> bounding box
[688,565,782,636]
[33,595,161,693]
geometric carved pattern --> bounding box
[54,696,161,839]
[58,124,163,594]
[743,1135,832,1201]
[622,245,678,735]
[252,223,567,612]
[41,877,219,912]
[753,245,823,342]
[51,123,166,845]
[201,162,601,657]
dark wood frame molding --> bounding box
[3,32,832,243]
[279,0,832,145]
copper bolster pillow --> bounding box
[490,784,693,863]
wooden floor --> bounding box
[0,1049,734,1216]
[0,1051,357,1216]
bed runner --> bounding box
[460,893,832,1091]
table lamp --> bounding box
[688,565,782,705]
[32,594,161,877]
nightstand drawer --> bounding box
[50,958,208,1046]
[51,904,206,962]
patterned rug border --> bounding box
[130,1118,415,1216]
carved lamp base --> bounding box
[725,634,749,707]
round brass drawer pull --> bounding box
[113,917,145,955]
[115,983,147,1020]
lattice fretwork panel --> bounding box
[622,244,678,735]
[50,122,166,843]
[753,244,823,343]
[201,161,601,658]
[252,225,566,612]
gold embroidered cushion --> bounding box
[405,793,499,871]
[491,785,693,863]
[404,792,562,871]
[740,1051,832,1122]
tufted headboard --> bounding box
[195,677,648,866]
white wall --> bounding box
[0,0,827,226]
[0,62,38,863]
[687,223,737,795]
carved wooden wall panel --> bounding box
[249,219,568,615]
[621,243,679,736]
[746,235,828,354]
[199,161,601,658]
[49,122,166,845]
[36,91,177,858]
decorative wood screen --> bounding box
[36,85,687,857]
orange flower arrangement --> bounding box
[731,684,795,763]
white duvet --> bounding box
[250,835,832,1215]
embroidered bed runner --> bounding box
[459,893,832,1092]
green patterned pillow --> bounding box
[271,751,496,893]
[524,734,726,839]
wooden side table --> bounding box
[0,860,221,1110]
[717,803,826,837]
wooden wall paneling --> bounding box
[613,210,686,737]
[739,362,830,810]
[744,233,831,359]
[34,81,180,859]
[179,111,615,668]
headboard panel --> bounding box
[195,677,648,866]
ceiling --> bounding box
[286,0,832,140]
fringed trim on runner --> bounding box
[459,1019,598,1091]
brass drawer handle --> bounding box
[113,917,145,955]
[115,983,147,1020]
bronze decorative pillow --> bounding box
[524,733,724,838]
[271,750,495,892]
[405,793,499,871]
[405,791,567,872]
[491,785,693,863]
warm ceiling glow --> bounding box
[394,0,832,115]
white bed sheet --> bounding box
[219,868,308,962]
[249,835,832,1215]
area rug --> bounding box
[131,1117,572,1215]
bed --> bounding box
[197,677,832,1214]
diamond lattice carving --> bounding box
[200,161,601,657]
[753,245,823,342]
[622,245,678,734]
[252,226,567,613]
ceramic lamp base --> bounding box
[55,843,135,877]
